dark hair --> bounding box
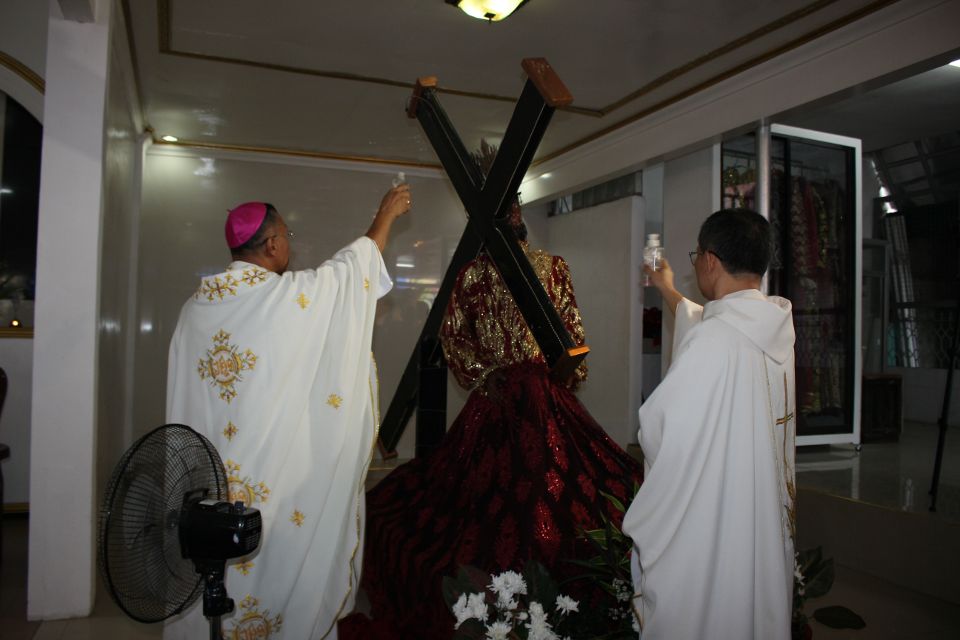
[697,208,771,276]
[231,203,280,258]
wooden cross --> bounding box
[378,58,589,455]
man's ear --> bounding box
[704,250,721,273]
[263,235,279,257]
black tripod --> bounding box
[929,288,960,512]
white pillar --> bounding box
[28,0,111,619]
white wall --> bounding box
[660,145,721,373]
[28,0,111,620]
[95,0,143,509]
[546,196,645,448]
[135,148,463,459]
[894,368,960,425]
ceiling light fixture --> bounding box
[949,59,960,68]
[445,0,530,22]
[161,135,179,142]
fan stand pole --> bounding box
[200,563,234,640]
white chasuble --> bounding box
[622,289,797,640]
[164,236,391,640]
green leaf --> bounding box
[599,490,627,514]
[813,605,865,629]
[441,575,461,609]
[523,560,558,611]
[803,558,834,599]
[453,618,487,639]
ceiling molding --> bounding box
[0,50,44,94]
[532,0,901,167]
[154,0,895,120]
[144,0,901,170]
[151,137,444,171]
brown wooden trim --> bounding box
[0,328,33,338]
[0,50,44,94]
[2,502,29,514]
[153,137,443,170]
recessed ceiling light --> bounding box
[541,172,552,179]
[446,0,529,22]
[161,135,179,142]
[949,59,960,68]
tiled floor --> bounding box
[2,420,958,638]
[797,421,960,522]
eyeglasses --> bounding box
[689,248,722,265]
[260,229,295,245]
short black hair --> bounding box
[697,208,771,277]
[231,204,279,258]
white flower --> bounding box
[517,611,529,621]
[453,592,489,629]
[496,593,519,612]
[794,556,806,596]
[525,602,558,640]
[468,592,489,623]
[485,620,512,640]
[528,601,547,625]
[489,570,528,600]
[555,594,579,615]
[452,593,471,629]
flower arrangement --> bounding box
[443,562,580,640]
[565,489,642,638]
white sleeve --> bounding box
[672,297,704,358]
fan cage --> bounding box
[97,423,227,623]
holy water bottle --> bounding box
[643,233,663,286]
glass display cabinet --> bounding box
[722,125,862,446]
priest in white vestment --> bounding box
[622,208,796,640]
[164,185,411,640]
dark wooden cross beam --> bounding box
[378,58,590,455]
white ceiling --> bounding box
[124,0,928,169]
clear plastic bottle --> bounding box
[643,233,663,286]
[391,171,406,188]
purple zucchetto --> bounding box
[225,202,268,249]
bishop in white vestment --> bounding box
[164,188,410,640]
[622,209,796,640]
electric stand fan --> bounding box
[98,424,262,640]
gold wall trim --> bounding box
[153,137,443,170]
[0,50,44,95]
[533,0,901,166]
[0,328,34,338]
